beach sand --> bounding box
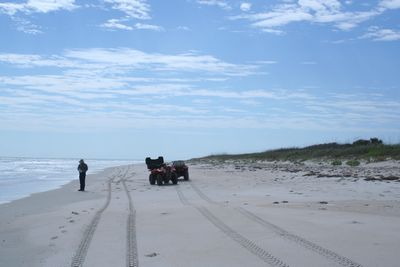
[1,161,399,267]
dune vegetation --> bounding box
[193,138,400,162]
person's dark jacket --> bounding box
[78,163,88,174]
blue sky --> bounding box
[0,0,399,160]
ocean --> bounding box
[0,157,138,204]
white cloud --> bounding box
[379,0,400,9]
[100,1,162,32]
[1,49,398,133]
[0,0,77,34]
[62,48,257,76]
[0,53,78,68]
[197,0,231,10]
[231,0,383,33]
[297,0,341,14]
[1,71,399,132]
[361,26,400,41]
[104,0,151,19]
[0,3,25,15]
[101,18,134,30]
[134,23,164,31]
[0,48,259,77]
[262,28,286,35]
[0,0,157,34]
[240,2,252,12]
[0,0,77,15]
[177,26,190,31]
[232,3,312,29]
[325,10,380,31]
[301,61,317,65]
[27,0,76,13]
[101,20,163,31]
[12,16,43,34]
[251,60,278,65]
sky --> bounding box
[0,0,399,160]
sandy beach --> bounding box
[1,161,399,267]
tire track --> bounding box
[176,186,289,267]
[197,206,289,267]
[176,186,189,206]
[70,173,116,267]
[189,183,219,205]
[187,181,363,267]
[121,169,139,267]
[235,207,363,267]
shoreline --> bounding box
[0,163,128,214]
[0,164,132,207]
[0,158,137,205]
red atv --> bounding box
[145,157,178,185]
[172,161,189,180]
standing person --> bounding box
[77,159,88,191]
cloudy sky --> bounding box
[0,0,399,160]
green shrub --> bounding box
[346,160,360,167]
[332,159,342,166]
[195,140,400,162]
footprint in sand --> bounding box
[51,236,58,240]
[145,252,158,257]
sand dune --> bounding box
[1,161,399,267]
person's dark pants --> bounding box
[79,173,86,191]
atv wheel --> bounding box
[184,170,189,181]
[156,174,163,186]
[171,173,178,185]
[149,174,156,185]
[163,176,169,184]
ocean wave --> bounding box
[0,157,136,204]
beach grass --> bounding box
[192,138,400,162]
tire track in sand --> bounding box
[70,170,119,267]
[188,183,219,205]
[176,185,189,206]
[235,207,362,267]
[188,182,363,267]
[121,170,139,267]
[176,185,289,267]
